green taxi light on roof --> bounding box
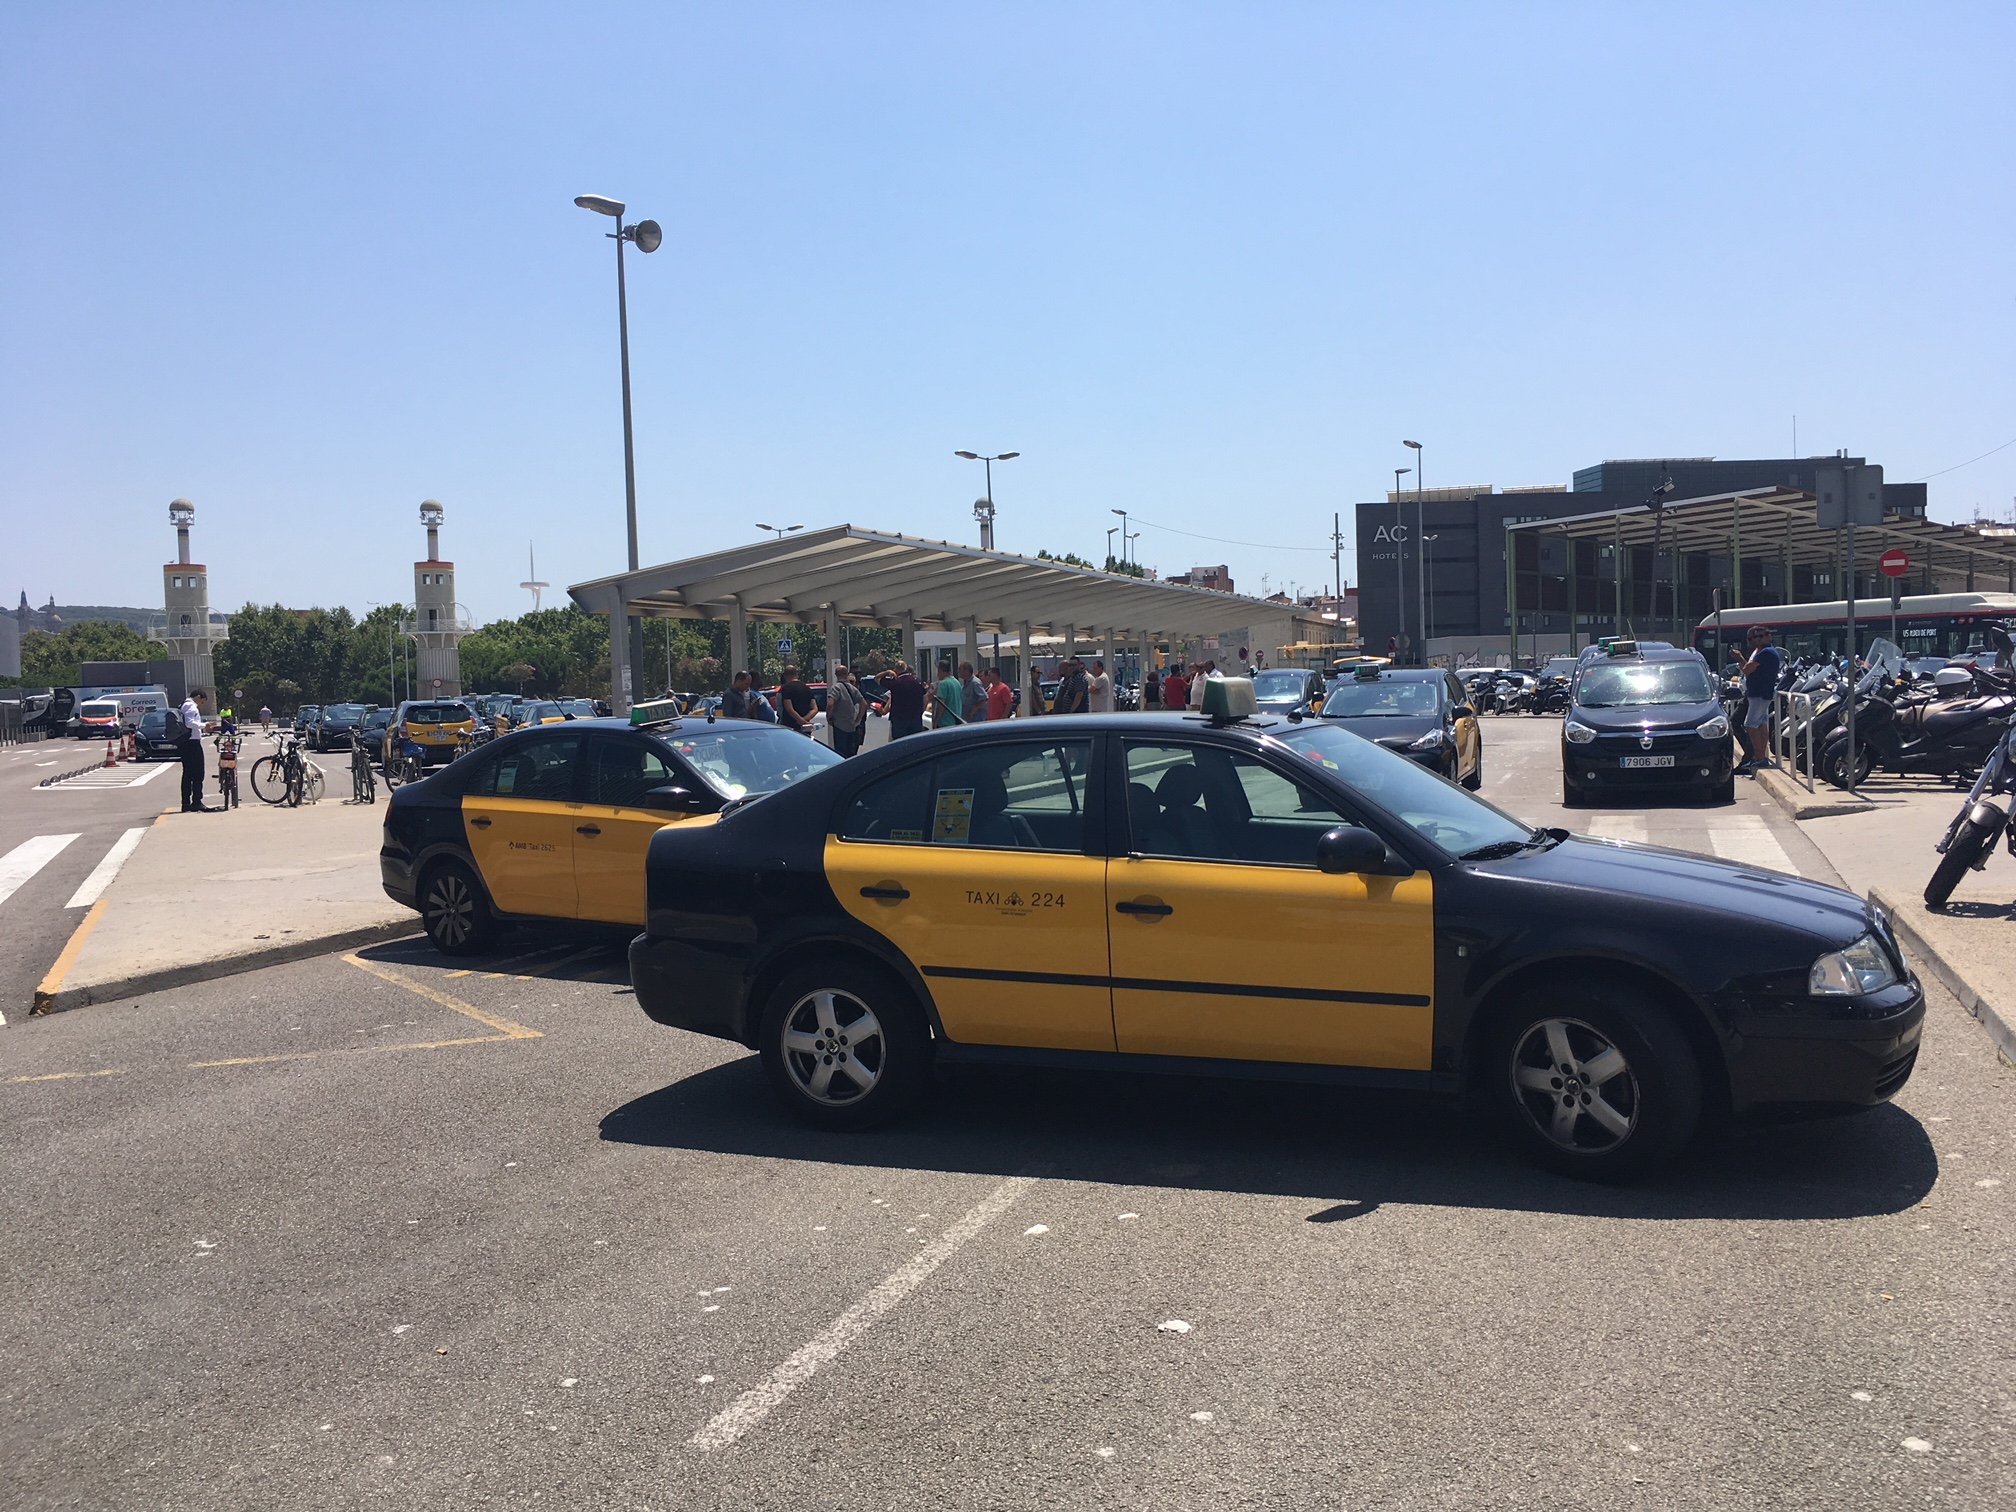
[1200,678,1258,722]
[1605,639,1639,657]
[629,698,683,727]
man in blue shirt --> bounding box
[1736,625,1782,775]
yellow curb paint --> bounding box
[8,1068,128,1084]
[189,1033,513,1069]
[340,953,542,1039]
[31,898,109,1014]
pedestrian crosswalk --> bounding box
[0,834,80,909]
[0,828,150,914]
[35,763,175,791]
[1583,812,1802,876]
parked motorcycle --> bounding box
[1926,706,2016,906]
[1821,657,2013,789]
[1531,672,1570,715]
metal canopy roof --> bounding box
[1504,488,2016,582]
[568,525,1294,636]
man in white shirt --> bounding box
[178,688,214,812]
[1187,663,1208,710]
[1087,660,1113,714]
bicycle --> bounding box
[251,733,314,806]
[349,733,377,804]
[383,738,426,789]
[215,733,241,809]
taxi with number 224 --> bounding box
[627,680,1922,1179]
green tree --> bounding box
[4,620,156,688]
[1036,548,1095,569]
[1103,555,1146,578]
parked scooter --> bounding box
[1926,636,2016,906]
[1821,648,2013,789]
[1531,672,1570,715]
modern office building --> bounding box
[1356,456,1931,663]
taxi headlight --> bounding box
[1696,714,1730,741]
[1809,934,1898,997]
[1408,729,1447,750]
[1564,719,1597,745]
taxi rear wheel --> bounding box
[758,962,930,1131]
[418,860,498,957]
[1489,983,1701,1180]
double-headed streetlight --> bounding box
[1110,507,1132,567]
[575,192,663,708]
[1392,466,1412,656]
[755,522,804,540]
[1403,440,1425,662]
[955,450,1018,549]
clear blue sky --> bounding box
[6,1,2012,624]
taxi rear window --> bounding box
[406,704,470,725]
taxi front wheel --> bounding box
[1488,983,1702,1180]
[758,962,931,1131]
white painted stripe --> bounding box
[1586,815,1648,844]
[0,834,81,908]
[1708,816,1796,874]
[689,1174,1037,1450]
[65,827,148,909]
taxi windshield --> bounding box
[405,704,469,725]
[1269,722,1530,857]
[1251,671,1309,697]
[666,725,842,801]
[1577,661,1714,708]
[1320,680,1442,718]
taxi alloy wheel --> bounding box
[759,963,929,1131]
[1494,987,1701,1179]
[419,860,497,957]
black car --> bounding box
[626,680,1922,1178]
[359,708,395,760]
[1562,644,1735,806]
[1318,667,1483,789]
[132,708,184,760]
[310,703,372,752]
[1249,667,1327,716]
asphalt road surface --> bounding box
[4,716,2011,1510]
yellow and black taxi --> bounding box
[380,701,842,953]
[386,699,478,767]
[627,679,1922,1178]
[1562,642,1736,807]
[1318,666,1483,789]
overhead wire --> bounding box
[1127,515,1334,554]
[1907,435,2016,484]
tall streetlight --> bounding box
[1404,440,1425,662]
[1110,507,1131,566]
[575,192,663,709]
[1106,526,1120,565]
[755,522,804,540]
[1392,466,1411,657]
[955,451,1018,549]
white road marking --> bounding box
[688,1174,1036,1450]
[1586,815,1647,844]
[64,826,148,908]
[1706,813,1797,874]
[0,833,80,908]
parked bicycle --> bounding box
[215,733,241,810]
[349,732,377,804]
[383,737,427,789]
[250,733,322,807]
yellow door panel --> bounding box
[461,797,581,919]
[826,839,1114,1051]
[1106,857,1434,1070]
[574,808,716,926]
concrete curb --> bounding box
[31,918,422,1016]
[1755,765,1877,820]
[1870,886,2016,1069]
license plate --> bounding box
[1620,755,1674,769]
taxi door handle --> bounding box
[470,817,492,829]
[1115,898,1173,917]
[576,824,602,836]
[859,885,909,900]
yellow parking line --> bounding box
[190,1034,512,1069]
[444,943,573,979]
[341,953,543,1039]
[31,898,109,1014]
[8,1068,127,1084]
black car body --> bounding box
[627,699,1921,1177]
[310,703,372,752]
[1250,668,1327,716]
[358,708,395,758]
[1563,646,1736,805]
[1318,668,1482,788]
[132,709,183,760]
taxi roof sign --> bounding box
[1200,677,1258,723]
[628,697,684,728]
[1603,638,1640,657]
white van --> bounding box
[74,690,169,738]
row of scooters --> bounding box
[1465,670,1570,716]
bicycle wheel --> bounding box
[304,763,326,804]
[250,755,289,804]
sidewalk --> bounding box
[34,787,414,1013]
[1759,765,2016,1064]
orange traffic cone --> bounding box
[103,740,118,767]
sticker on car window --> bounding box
[890,828,924,842]
[497,765,517,794]
[931,788,974,843]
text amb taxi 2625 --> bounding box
[626,680,1922,1179]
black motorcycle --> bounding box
[1824,634,2014,789]
[1927,705,2016,905]
[1531,673,1570,715]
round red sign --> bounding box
[1879,548,1910,578]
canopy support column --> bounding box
[1730,501,1743,610]
[1102,625,1118,690]
[901,618,918,673]
[963,620,980,677]
[1613,515,1624,638]
[1565,531,1577,654]
[729,598,749,680]
[1506,530,1518,664]
[608,594,631,712]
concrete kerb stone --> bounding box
[32,918,422,1015]
[1755,764,1878,821]
[1870,886,2016,1070]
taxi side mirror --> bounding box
[1315,825,1404,876]
[642,784,712,814]
[1453,704,1475,720]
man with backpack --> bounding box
[176,688,215,813]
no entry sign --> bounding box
[1879,548,1910,578]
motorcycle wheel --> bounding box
[1926,816,1994,907]
[1820,741,1873,791]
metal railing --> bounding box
[1773,689,1817,792]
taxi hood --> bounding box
[1503,833,1869,946]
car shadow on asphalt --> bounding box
[599,1058,1937,1222]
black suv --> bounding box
[1562,644,1734,806]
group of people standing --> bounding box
[1141,659,1222,711]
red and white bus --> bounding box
[1694,592,2016,665]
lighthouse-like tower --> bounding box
[407,499,467,698]
[155,498,225,691]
